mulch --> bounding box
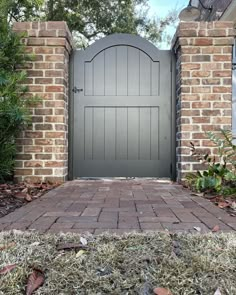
[0,182,59,218]
[208,194,236,217]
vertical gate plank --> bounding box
[140,52,151,96]
[151,62,159,96]
[105,48,116,96]
[105,108,116,159]
[93,108,105,159]
[117,46,128,96]
[116,107,128,159]
[150,107,159,160]
[140,107,151,160]
[94,51,105,95]
[128,47,140,95]
[85,62,93,96]
[84,107,93,160]
[128,108,139,159]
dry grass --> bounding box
[0,231,236,295]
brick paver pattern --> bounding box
[0,180,235,234]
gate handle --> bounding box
[72,87,83,93]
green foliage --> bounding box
[0,21,33,181]
[0,0,44,22]
[186,130,236,195]
[1,0,177,48]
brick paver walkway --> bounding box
[0,180,235,234]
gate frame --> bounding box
[68,34,176,180]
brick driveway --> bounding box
[0,179,235,234]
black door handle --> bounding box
[72,87,83,93]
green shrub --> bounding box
[0,22,33,181]
[186,130,236,195]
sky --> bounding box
[148,0,189,48]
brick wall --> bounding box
[172,21,234,181]
[13,22,73,183]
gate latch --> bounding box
[72,86,83,93]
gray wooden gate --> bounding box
[70,34,175,178]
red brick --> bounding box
[45,85,64,92]
[73,222,117,229]
[213,55,231,62]
[24,161,43,167]
[35,124,53,130]
[192,102,211,108]
[13,22,31,30]
[213,86,231,93]
[35,78,53,84]
[47,22,67,30]
[35,108,53,115]
[38,30,57,37]
[28,85,44,92]
[140,223,163,230]
[192,71,210,77]
[45,55,64,62]
[45,132,65,138]
[35,47,54,54]
[195,38,213,46]
[35,139,53,145]
[25,131,43,138]
[35,169,53,175]
[35,154,52,160]
[15,169,33,176]
[24,146,43,153]
[45,70,64,77]
[35,62,54,69]
[45,161,65,167]
[182,63,200,71]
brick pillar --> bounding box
[13,22,73,183]
[172,22,234,181]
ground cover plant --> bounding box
[186,130,236,215]
[0,231,235,294]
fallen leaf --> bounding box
[0,242,16,251]
[193,227,201,232]
[218,201,230,209]
[80,237,87,246]
[212,225,220,232]
[153,287,173,295]
[231,202,236,211]
[0,264,17,275]
[15,192,27,199]
[25,194,32,202]
[214,288,222,295]
[76,250,86,258]
[22,187,28,193]
[190,193,204,197]
[26,268,44,295]
[57,243,87,251]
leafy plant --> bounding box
[0,21,34,181]
[186,130,236,195]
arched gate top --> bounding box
[80,33,161,62]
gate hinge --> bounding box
[72,86,83,93]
